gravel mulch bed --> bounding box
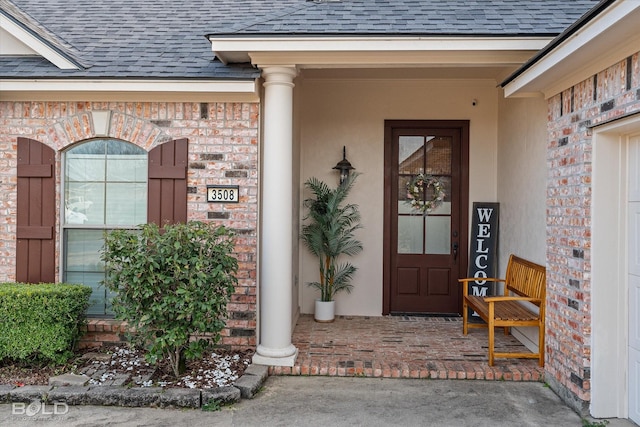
[0,345,254,389]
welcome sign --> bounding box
[467,202,499,320]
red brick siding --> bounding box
[0,101,259,350]
[546,53,640,406]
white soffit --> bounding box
[504,0,640,99]
[0,13,79,70]
[210,36,551,68]
[0,79,260,102]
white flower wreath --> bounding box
[406,173,446,214]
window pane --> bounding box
[66,154,105,182]
[106,183,147,225]
[106,155,147,182]
[106,141,145,155]
[425,216,451,254]
[64,229,108,316]
[66,182,105,225]
[63,139,146,317]
[398,215,423,254]
[66,271,107,316]
[64,182,104,224]
[69,139,106,155]
[65,229,104,271]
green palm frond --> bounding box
[300,173,363,301]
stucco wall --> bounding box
[0,100,259,349]
[497,93,548,351]
[297,77,500,316]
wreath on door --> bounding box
[406,173,446,215]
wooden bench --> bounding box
[458,254,546,367]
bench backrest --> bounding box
[504,254,546,304]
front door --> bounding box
[383,120,469,315]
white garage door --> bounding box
[629,135,640,425]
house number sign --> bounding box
[207,185,239,203]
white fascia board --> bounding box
[0,14,79,70]
[0,79,259,102]
[249,50,538,68]
[504,0,640,98]
[210,36,551,66]
[0,79,257,93]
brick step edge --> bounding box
[0,364,268,408]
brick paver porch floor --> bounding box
[268,315,544,382]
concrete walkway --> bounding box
[0,376,635,426]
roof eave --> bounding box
[0,78,260,102]
[208,35,553,68]
[502,0,640,98]
[0,6,86,70]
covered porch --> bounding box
[268,315,544,381]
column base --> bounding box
[252,344,298,367]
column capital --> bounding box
[261,66,298,86]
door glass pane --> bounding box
[398,175,413,213]
[425,216,451,254]
[426,136,452,175]
[398,215,423,254]
[398,136,425,175]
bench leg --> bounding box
[504,327,510,335]
[538,318,545,367]
[462,297,468,335]
[488,304,495,366]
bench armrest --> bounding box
[484,296,541,304]
[458,277,505,284]
[458,278,505,297]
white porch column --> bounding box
[252,66,298,366]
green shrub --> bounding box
[101,221,238,378]
[0,283,92,365]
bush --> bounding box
[0,283,92,365]
[102,221,238,378]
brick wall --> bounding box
[546,52,640,410]
[0,101,259,350]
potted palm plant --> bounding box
[301,173,363,322]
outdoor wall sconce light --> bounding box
[333,146,354,185]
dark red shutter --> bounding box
[148,138,188,226]
[16,137,56,283]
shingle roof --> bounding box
[219,0,600,36]
[0,0,599,80]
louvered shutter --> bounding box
[16,137,56,283]
[147,138,188,225]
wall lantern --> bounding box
[333,146,355,185]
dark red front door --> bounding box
[384,121,469,315]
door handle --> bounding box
[453,242,458,262]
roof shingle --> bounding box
[0,0,599,80]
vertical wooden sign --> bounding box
[467,202,499,320]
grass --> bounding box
[581,419,609,427]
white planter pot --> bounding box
[314,299,336,323]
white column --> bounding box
[252,66,298,366]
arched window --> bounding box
[63,139,147,316]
